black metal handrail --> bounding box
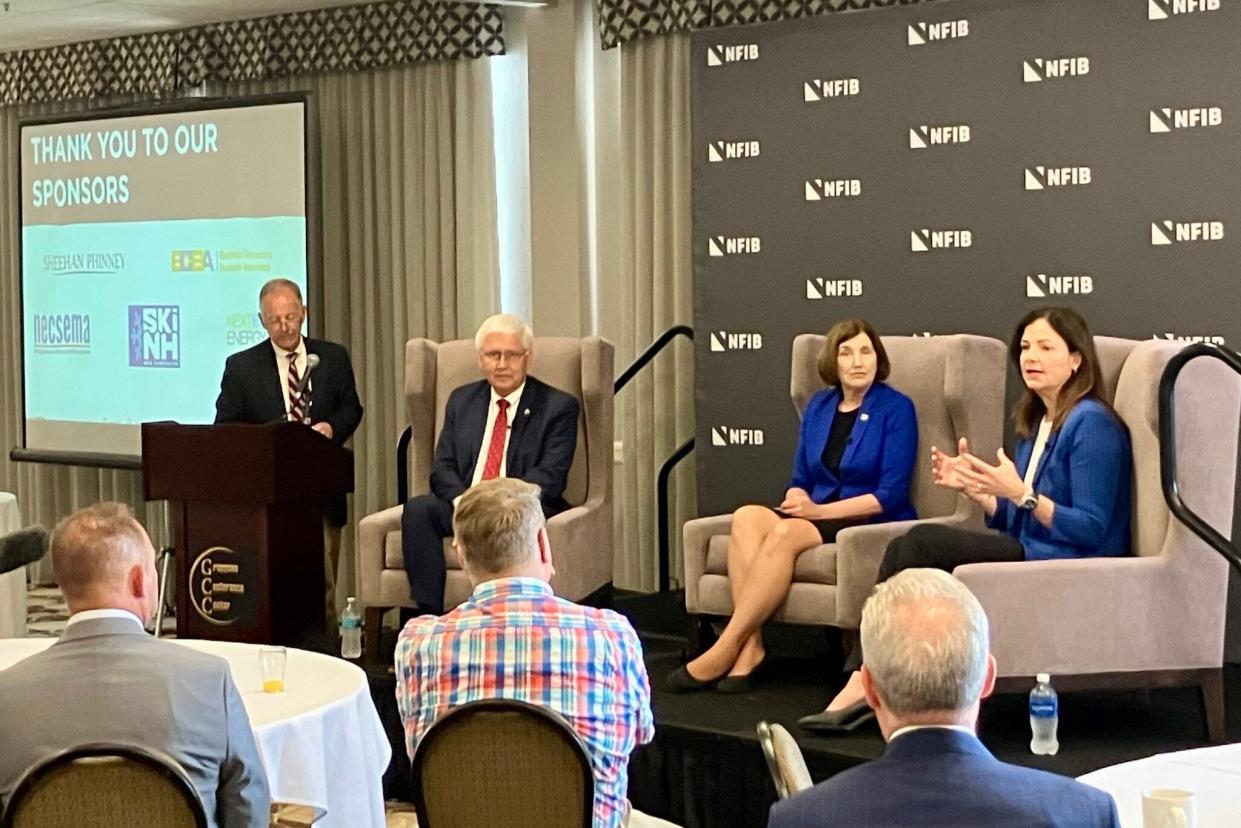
[614,325,693,394]
[1158,342,1241,577]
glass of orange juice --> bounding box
[259,646,286,693]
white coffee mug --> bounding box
[1142,788,1196,828]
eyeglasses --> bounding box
[481,349,528,365]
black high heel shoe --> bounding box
[797,699,875,732]
[666,664,724,693]
[715,656,770,695]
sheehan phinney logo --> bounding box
[706,43,758,66]
[1024,165,1091,190]
[806,178,861,200]
[708,236,761,256]
[1151,220,1225,245]
[907,19,969,46]
[1026,273,1094,298]
[1023,56,1090,83]
[909,124,970,149]
[1150,106,1222,133]
[1148,0,1219,21]
[43,252,124,276]
[806,277,863,299]
[128,305,181,368]
[911,229,972,252]
[804,78,860,102]
[711,426,764,446]
[32,313,91,353]
[710,331,763,351]
[708,140,760,163]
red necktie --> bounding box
[286,352,305,422]
[481,399,510,480]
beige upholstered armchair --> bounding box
[683,334,1007,637]
[956,338,1240,740]
[356,336,614,647]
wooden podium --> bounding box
[141,421,354,645]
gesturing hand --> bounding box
[931,436,972,491]
[957,447,1026,502]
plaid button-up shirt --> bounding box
[395,577,655,828]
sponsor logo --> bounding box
[803,78,860,101]
[1024,165,1092,190]
[907,19,969,46]
[128,305,181,368]
[708,236,761,257]
[171,249,215,272]
[706,44,758,66]
[1025,273,1094,297]
[1149,0,1220,21]
[42,252,124,276]
[31,313,91,353]
[707,140,760,163]
[805,178,862,201]
[1154,332,1226,345]
[1149,106,1222,133]
[909,124,970,149]
[171,249,275,273]
[911,229,972,252]
[226,312,266,347]
[710,331,763,352]
[1023,56,1090,83]
[711,426,765,446]
[1151,220,1224,245]
[806,278,864,299]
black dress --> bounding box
[770,408,862,543]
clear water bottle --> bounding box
[1029,672,1060,755]
[340,597,362,659]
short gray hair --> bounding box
[259,278,303,306]
[474,313,533,351]
[860,569,989,716]
[453,478,544,575]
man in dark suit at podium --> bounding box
[215,278,363,617]
[401,313,579,615]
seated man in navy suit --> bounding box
[400,313,579,615]
[769,569,1119,828]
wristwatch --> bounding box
[1017,486,1039,511]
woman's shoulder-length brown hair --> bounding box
[1009,306,1111,437]
[817,318,890,388]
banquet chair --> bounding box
[410,699,592,828]
[0,743,207,828]
[757,721,812,800]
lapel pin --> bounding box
[860,413,870,422]
[524,408,530,416]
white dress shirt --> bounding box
[469,381,526,487]
[270,338,309,419]
[1023,416,1054,488]
[889,723,975,742]
[65,607,145,631]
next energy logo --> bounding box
[128,305,181,368]
[226,312,265,347]
[32,313,91,354]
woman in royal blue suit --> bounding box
[669,319,918,693]
[802,306,1132,731]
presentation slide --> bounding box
[19,97,308,459]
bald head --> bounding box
[51,502,157,619]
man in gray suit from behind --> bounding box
[0,502,270,827]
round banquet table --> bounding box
[0,637,390,828]
[1078,743,1241,827]
[0,493,26,637]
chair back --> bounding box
[756,721,812,799]
[411,699,594,828]
[1,743,207,828]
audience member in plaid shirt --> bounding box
[395,478,676,828]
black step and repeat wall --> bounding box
[693,0,1241,516]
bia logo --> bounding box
[909,124,970,149]
[911,229,972,252]
[708,236,761,256]
[128,305,180,368]
[1026,274,1093,297]
[706,44,758,66]
[1150,107,1222,132]
[803,78,860,101]
[806,278,863,299]
[1151,221,1224,245]
[907,19,969,46]
[708,141,760,162]
[1154,333,1225,345]
[1023,57,1090,83]
[805,178,861,201]
[711,427,764,446]
[710,331,763,351]
[171,249,215,272]
[1149,0,1219,20]
[1024,166,1092,190]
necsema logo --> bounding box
[1154,333,1225,345]
[1151,220,1224,245]
[1023,56,1090,83]
[911,229,972,253]
[708,236,761,257]
[803,78,860,102]
[1149,106,1222,133]
[909,124,970,149]
[43,253,124,276]
[706,43,759,67]
[1149,0,1219,21]
[32,313,91,353]
[805,278,864,299]
[1026,274,1093,298]
[171,249,215,272]
[708,140,760,163]
[710,331,764,352]
[1024,166,1092,190]
[128,305,181,368]
[711,427,765,446]
[805,178,862,201]
[226,312,265,347]
[907,19,969,46]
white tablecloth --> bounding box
[1078,743,1241,827]
[0,638,390,828]
[0,493,25,638]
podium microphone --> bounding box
[295,353,320,396]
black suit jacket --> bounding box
[430,376,579,516]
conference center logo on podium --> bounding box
[803,78,860,102]
[907,19,969,46]
[1025,273,1094,298]
[1148,0,1219,21]
[31,313,91,354]
[909,123,970,149]
[1149,106,1222,133]
[1150,220,1225,245]
[711,426,764,446]
[128,305,181,368]
[1022,56,1090,83]
[706,43,759,67]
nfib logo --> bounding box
[708,236,761,257]
[708,140,760,163]
[806,278,864,299]
[911,229,972,253]
[706,44,758,66]
[712,426,765,446]
[1149,107,1222,133]
[1023,56,1090,83]
[909,124,970,149]
[907,19,969,46]
[1151,220,1224,245]
[805,178,861,201]
[1154,332,1225,345]
[1024,165,1091,190]
[803,78,860,101]
[1149,0,1219,21]
[1026,273,1093,298]
[710,331,763,352]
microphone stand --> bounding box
[153,544,175,638]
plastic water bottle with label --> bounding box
[340,597,362,659]
[1029,672,1060,755]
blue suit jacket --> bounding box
[988,398,1131,560]
[768,728,1119,828]
[788,382,917,521]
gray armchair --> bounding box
[683,334,1007,635]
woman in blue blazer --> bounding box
[803,306,1131,731]
[669,319,918,693]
